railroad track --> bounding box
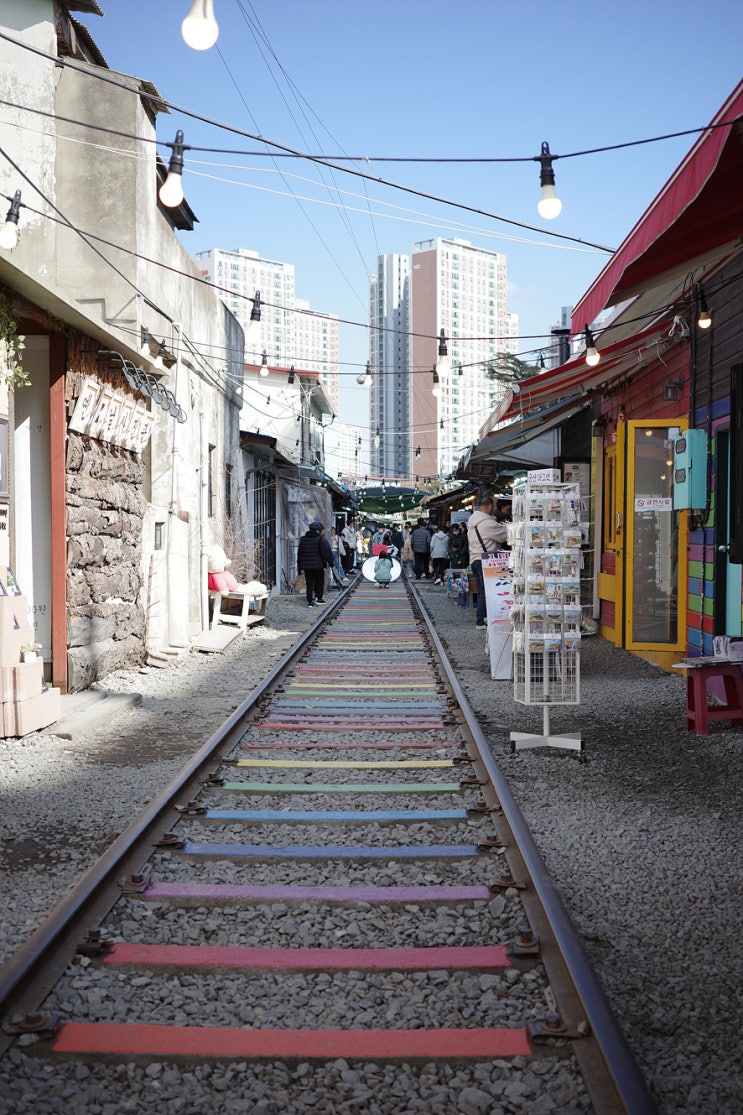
[0,575,655,1113]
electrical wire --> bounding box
[0,31,614,253]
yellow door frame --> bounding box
[616,419,688,665]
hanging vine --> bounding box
[0,295,28,388]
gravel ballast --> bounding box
[0,583,741,1113]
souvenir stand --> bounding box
[508,471,584,755]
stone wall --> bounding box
[65,426,147,691]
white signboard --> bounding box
[527,468,561,484]
[483,555,513,679]
[634,497,673,511]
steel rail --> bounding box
[0,584,353,1026]
[407,577,656,1115]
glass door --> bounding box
[624,422,687,651]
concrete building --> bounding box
[194,247,340,412]
[369,253,410,479]
[369,240,517,485]
[0,1,245,693]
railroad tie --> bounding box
[49,1022,532,1061]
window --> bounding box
[225,463,233,520]
[208,444,216,518]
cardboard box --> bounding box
[2,687,61,738]
[0,658,45,703]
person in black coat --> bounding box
[297,520,333,606]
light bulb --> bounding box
[432,384,441,398]
[260,351,270,377]
[538,185,562,220]
[181,0,219,50]
[697,309,712,330]
[159,171,184,208]
[585,347,601,367]
[0,221,19,251]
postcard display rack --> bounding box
[508,476,584,755]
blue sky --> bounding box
[85,1,743,426]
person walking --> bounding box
[430,525,449,584]
[329,527,344,581]
[341,520,357,573]
[410,518,432,580]
[467,496,508,627]
[373,547,393,588]
[297,520,333,607]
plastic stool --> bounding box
[681,661,743,735]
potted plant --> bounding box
[21,641,41,663]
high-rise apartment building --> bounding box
[369,239,517,483]
[194,247,339,411]
[369,254,410,478]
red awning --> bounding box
[571,80,743,334]
[489,319,671,426]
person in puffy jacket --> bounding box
[430,527,449,584]
[297,520,333,606]
[374,548,393,588]
[410,519,431,580]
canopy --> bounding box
[487,320,670,426]
[572,80,743,333]
[354,486,431,514]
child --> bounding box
[374,547,393,588]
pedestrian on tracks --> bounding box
[467,496,508,627]
[410,518,432,580]
[341,519,357,573]
[297,520,333,607]
[430,525,450,585]
[373,547,393,588]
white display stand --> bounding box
[508,473,584,755]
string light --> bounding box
[139,327,150,357]
[260,350,270,376]
[0,190,21,251]
[583,326,601,367]
[159,131,186,207]
[537,142,562,220]
[357,361,372,385]
[181,0,219,50]
[250,290,262,323]
[432,365,441,397]
[415,446,421,459]
[287,365,295,384]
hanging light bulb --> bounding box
[287,365,295,384]
[153,340,167,371]
[537,141,562,219]
[437,329,450,373]
[457,362,464,377]
[432,365,441,397]
[0,190,22,251]
[415,446,421,459]
[181,0,219,50]
[260,350,270,377]
[250,291,262,323]
[159,131,186,207]
[697,292,712,330]
[357,361,372,386]
[139,327,151,357]
[584,326,601,367]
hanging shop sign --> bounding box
[69,375,154,454]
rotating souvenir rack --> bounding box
[507,476,584,755]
